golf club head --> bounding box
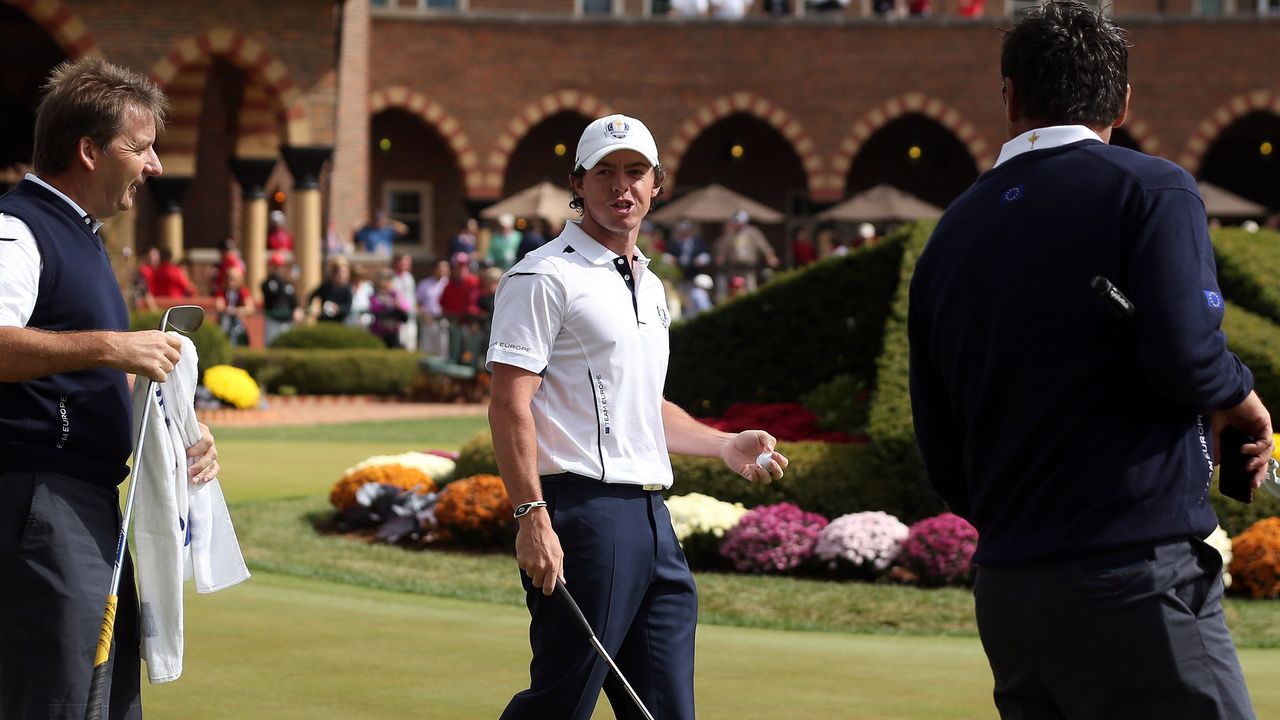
[160,304,205,334]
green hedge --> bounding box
[232,348,419,395]
[665,236,906,416]
[130,309,231,378]
[454,430,941,522]
[1214,227,1280,325]
[269,323,385,349]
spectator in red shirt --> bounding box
[213,238,246,295]
[267,210,295,252]
[439,252,481,320]
[149,248,196,298]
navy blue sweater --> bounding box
[908,139,1252,566]
[0,180,132,485]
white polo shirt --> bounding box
[487,221,674,488]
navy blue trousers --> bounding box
[0,471,141,720]
[501,478,698,720]
[975,536,1254,720]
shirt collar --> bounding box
[992,125,1105,168]
[559,221,649,268]
[26,173,103,233]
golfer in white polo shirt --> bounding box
[487,114,789,720]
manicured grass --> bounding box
[208,415,490,444]
[139,571,1280,719]
[208,416,489,503]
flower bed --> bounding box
[698,403,864,444]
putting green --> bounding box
[141,572,1280,719]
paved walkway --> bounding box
[197,395,488,427]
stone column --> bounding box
[230,158,277,298]
[330,0,370,242]
[281,146,333,296]
[147,176,191,260]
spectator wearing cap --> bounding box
[267,209,294,251]
[354,209,407,256]
[213,237,245,296]
[685,273,716,317]
[439,251,481,362]
[487,213,522,271]
[261,252,302,345]
[415,258,451,356]
[487,112,788,720]
[854,222,878,248]
[713,208,778,296]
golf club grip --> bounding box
[554,581,595,638]
[84,594,117,720]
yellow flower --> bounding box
[203,365,261,410]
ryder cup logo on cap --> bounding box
[575,114,660,171]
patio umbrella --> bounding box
[1197,181,1269,219]
[816,184,943,223]
[480,181,576,225]
[648,184,785,224]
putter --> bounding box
[85,305,204,720]
[554,580,657,720]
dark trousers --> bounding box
[501,479,698,720]
[974,537,1254,720]
[0,472,141,720]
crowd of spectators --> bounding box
[667,0,955,19]
[127,206,875,359]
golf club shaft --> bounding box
[85,377,155,720]
[555,581,657,720]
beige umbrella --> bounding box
[816,184,943,223]
[648,183,785,224]
[480,181,576,225]
[1198,181,1269,219]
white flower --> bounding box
[666,493,749,541]
[1204,525,1233,589]
[814,511,909,572]
[344,452,456,483]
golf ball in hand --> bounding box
[756,451,774,469]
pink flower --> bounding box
[720,503,828,574]
[896,512,979,586]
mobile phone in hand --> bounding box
[1219,425,1255,504]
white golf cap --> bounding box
[575,114,659,171]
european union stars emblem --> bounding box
[1204,290,1224,309]
[1001,185,1024,203]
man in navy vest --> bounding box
[0,58,220,720]
[909,3,1269,718]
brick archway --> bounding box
[149,27,312,174]
[1179,90,1280,176]
[370,86,480,197]
[1117,117,1165,158]
[484,91,615,199]
[829,93,992,201]
[3,0,100,58]
[665,92,822,197]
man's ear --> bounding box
[76,136,98,171]
[1113,84,1131,129]
[1002,77,1020,125]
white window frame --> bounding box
[577,0,624,16]
[382,181,434,248]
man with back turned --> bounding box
[0,58,220,719]
[908,3,1271,718]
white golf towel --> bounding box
[132,334,250,684]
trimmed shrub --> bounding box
[233,349,419,395]
[270,323,384,349]
[719,502,827,574]
[801,374,870,437]
[895,512,979,587]
[666,238,905,415]
[131,309,230,378]
[1213,227,1280,325]
[434,474,515,546]
[1228,517,1280,599]
[814,511,909,579]
[454,430,500,479]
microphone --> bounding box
[1090,275,1135,321]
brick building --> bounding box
[0,0,1276,295]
